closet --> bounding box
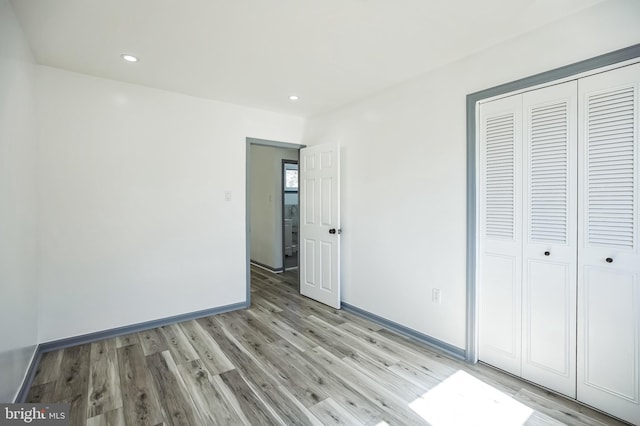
[478,62,639,424]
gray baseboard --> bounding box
[341,302,466,360]
[15,301,247,402]
[14,348,42,403]
[250,260,283,273]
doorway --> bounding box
[282,160,299,271]
[246,137,304,303]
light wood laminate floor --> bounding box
[27,267,629,425]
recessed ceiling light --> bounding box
[121,54,139,63]
[289,95,299,101]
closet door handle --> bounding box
[544,251,550,256]
[606,257,613,263]
[329,228,336,234]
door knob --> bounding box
[329,228,336,234]
[606,257,613,263]
[544,251,550,256]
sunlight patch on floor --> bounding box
[409,370,534,426]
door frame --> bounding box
[466,44,640,363]
[245,137,305,305]
[281,159,299,272]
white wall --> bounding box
[36,66,305,342]
[304,0,640,350]
[0,0,39,402]
[250,145,299,269]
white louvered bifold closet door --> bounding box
[577,62,640,425]
[479,83,578,395]
[521,81,578,398]
[478,94,523,377]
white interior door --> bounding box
[521,81,577,398]
[299,142,341,309]
[577,62,640,425]
[478,93,523,377]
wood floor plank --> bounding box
[302,302,359,328]
[374,326,463,373]
[245,375,323,425]
[249,268,273,282]
[342,351,427,402]
[210,374,253,425]
[214,310,278,354]
[308,314,399,367]
[298,348,387,424]
[219,369,283,426]
[52,344,91,425]
[464,362,535,396]
[304,346,429,425]
[62,393,92,426]
[333,309,384,333]
[255,285,346,327]
[261,342,329,407]
[253,288,306,320]
[31,350,63,386]
[87,338,123,417]
[523,385,631,426]
[115,333,140,348]
[208,314,323,424]
[198,315,283,390]
[234,309,282,344]
[253,296,283,313]
[387,360,444,391]
[341,321,459,381]
[263,340,332,407]
[146,350,204,426]
[178,320,235,375]
[273,384,324,426]
[514,388,627,426]
[247,307,316,352]
[158,323,199,364]
[209,330,325,426]
[86,407,126,426]
[117,344,165,426]
[176,359,244,425]
[25,381,56,403]
[138,328,169,356]
[292,315,357,358]
[310,397,365,425]
[217,311,280,363]
[525,412,568,426]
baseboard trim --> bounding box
[250,260,283,273]
[14,346,42,403]
[341,302,466,360]
[15,301,248,402]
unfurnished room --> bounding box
[1,0,640,425]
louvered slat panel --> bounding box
[485,113,515,239]
[587,86,635,248]
[529,102,569,243]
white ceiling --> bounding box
[10,0,606,117]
